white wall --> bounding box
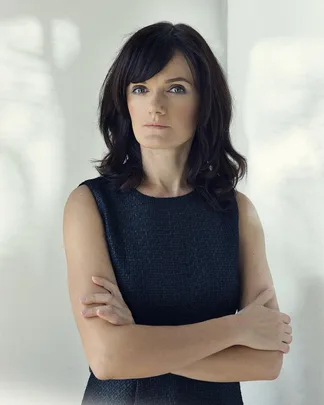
[228,1,324,404]
[0,1,227,404]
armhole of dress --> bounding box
[78,180,106,376]
[78,180,106,220]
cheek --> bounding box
[127,99,143,124]
[127,99,135,117]
[176,103,198,127]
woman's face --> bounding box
[126,51,199,150]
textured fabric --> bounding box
[78,175,243,405]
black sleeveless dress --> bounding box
[78,175,243,405]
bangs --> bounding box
[124,36,177,85]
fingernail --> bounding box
[80,297,87,302]
[81,309,87,315]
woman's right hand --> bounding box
[236,288,292,353]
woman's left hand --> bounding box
[80,276,135,325]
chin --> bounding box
[136,133,169,144]
[141,142,174,149]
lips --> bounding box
[145,125,169,128]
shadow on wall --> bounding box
[240,36,324,405]
[0,4,133,404]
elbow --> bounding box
[90,353,109,380]
[92,355,115,381]
[91,324,139,380]
[92,365,109,381]
[91,338,128,380]
[267,351,284,380]
[90,365,105,381]
[92,348,120,380]
[85,336,118,380]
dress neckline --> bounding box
[132,187,196,201]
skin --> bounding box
[80,276,135,325]
[126,50,199,197]
[80,276,134,325]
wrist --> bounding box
[226,313,245,346]
[209,314,243,347]
[232,312,247,346]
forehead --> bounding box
[158,52,193,77]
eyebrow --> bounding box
[142,77,193,85]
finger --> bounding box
[97,306,133,325]
[253,288,275,306]
[97,308,125,325]
[81,305,110,318]
[112,306,135,324]
[282,333,293,344]
[96,304,133,324]
[91,278,129,308]
[81,292,125,310]
[81,304,131,325]
[92,276,121,297]
[285,324,292,334]
[279,342,290,354]
[281,313,291,324]
[91,276,113,290]
[80,293,113,305]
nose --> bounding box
[148,93,166,116]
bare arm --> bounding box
[235,191,284,376]
[63,185,242,381]
[100,315,239,380]
[169,191,286,382]
[171,346,281,382]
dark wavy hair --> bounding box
[91,21,247,211]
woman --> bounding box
[63,21,292,405]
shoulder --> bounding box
[67,176,115,206]
[63,184,103,233]
[64,176,118,231]
[65,184,96,211]
[235,190,258,217]
[236,191,264,248]
[234,190,263,235]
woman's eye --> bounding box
[131,85,186,94]
[169,85,186,93]
[132,86,146,94]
